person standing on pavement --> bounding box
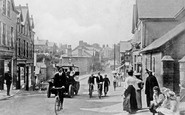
[145,69,159,107]
[4,71,12,96]
[134,72,144,110]
[123,70,138,114]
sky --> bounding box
[15,0,135,48]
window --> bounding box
[7,27,9,46]
[2,23,6,45]
[18,39,20,56]
[3,0,6,15]
[152,57,155,72]
[27,42,28,57]
[24,40,25,56]
[7,1,10,17]
[0,22,1,44]
[145,58,147,69]
[11,27,13,47]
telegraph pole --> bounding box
[114,44,116,70]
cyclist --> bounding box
[53,67,67,109]
[103,74,110,96]
[96,72,104,96]
[88,74,95,95]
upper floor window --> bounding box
[7,1,10,17]
[24,40,25,56]
[0,22,1,44]
[11,27,13,47]
[3,0,6,15]
[2,23,6,45]
[27,42,28,57]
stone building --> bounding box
[15,4,34,90]
[132,0,185,94]
[0,0,18,90]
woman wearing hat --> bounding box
[123,70,138,114]
[157,90,179,115]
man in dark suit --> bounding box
[53,67,67,109]
[145,69,159,107]
[4,71,12,96]
[96,72,104,95]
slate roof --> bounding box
[137,0,184,19]
[141,22,185,53]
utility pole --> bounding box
[114,44,116,70]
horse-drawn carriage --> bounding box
[47,65,80,98]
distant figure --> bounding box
[103,74,110,95]
[145,69,159,107]
[4,71,12,96]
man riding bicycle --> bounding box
[96,72,104,96]
[53,67,67,109]
[88,74,95,95]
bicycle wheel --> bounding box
[54,96,61,115]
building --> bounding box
[132,0,185,94]
[101,44,113,60]
[47,41,57,55]
[119,41,132,73]
[34,37,48,54]
[0,0,18,90]
[60,41,102,74]
[15,4,35,90]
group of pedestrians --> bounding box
[88,72,110,97]
[122,69,179,115]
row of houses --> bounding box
[129,0,185,96]
[0,0,35,90]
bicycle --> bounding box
[97,82,103,99]
[89,83,94,98]
[53,86,65,115]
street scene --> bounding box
[0,0,185,115]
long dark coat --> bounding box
[53,72,67,87]
[96,75,103,83]
[4,73,12,85]
[124,85,138,112]
[145,74,159,106]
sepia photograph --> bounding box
[0,0,185,114]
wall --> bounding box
[163,31,185,93]
[142,52,163,88]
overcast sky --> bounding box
[15,0,135,48]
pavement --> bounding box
[0,85,20,101]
